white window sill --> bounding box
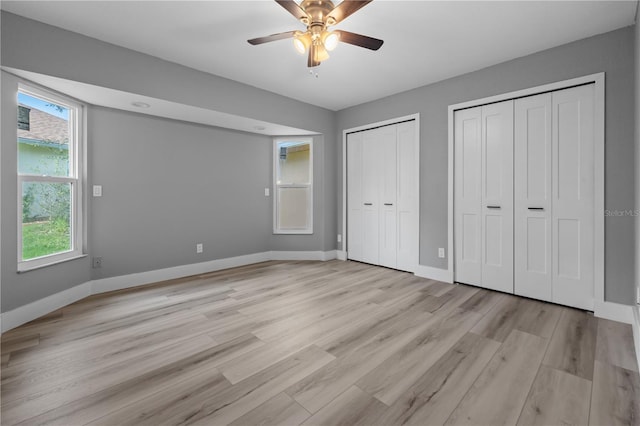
[18,254,88,273]
[273,230,314,235]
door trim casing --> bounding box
[448,73,605,307]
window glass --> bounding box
[21,182,72,260]
[18,92,71,177]
[277,142,310,184]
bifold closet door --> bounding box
[454,107,482,286]
[377,125,398,269]
[346,125,396,267]
[396,121,419,272]
[515,93,553,301]
[347,121,418,272]
[480,101,514,293]
[551,85,595,310]
[361,127,383,265]
[454,100,513,292]
[514,85,595,310]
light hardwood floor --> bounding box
[1,260,638,426]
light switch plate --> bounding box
[264,188,270,197]
[93,185,102,197]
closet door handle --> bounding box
[384,203,393,206]
[528,207,545,211]
[364,203,373,206]
[487,206,501,209]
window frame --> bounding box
[273,137,313,235]
[17,83,85,272]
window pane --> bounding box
[277,187,310,230]
[22,182,72,260]
[18,92,71,177]
[277,142,310,184]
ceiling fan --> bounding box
[248,0,384,68]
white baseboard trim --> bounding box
[1,250,338,332]
[414,264,454,283]
[1,282,91,333]
[632,305,640,373]
[269,250,337,262]
[91,252,272,294]
[336,250,347,261]
[593,300,634,324]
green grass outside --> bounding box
[22,219,71,260]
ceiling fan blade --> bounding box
[327,0,373,25]
[275,0,309,22]
[335,30,383,50]
[308,45,321,68]
[248,30,298,45]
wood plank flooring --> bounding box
[1,260,638,426]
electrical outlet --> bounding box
[337,234,342,243]
[196,243,203,254]
[92,257,102,268]
[438,248,445,258]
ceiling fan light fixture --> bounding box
[322,30,340,51]
[314,41,330,62]
[293,32,312,53]
[249,0,383,68]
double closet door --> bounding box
[347,121,418,273]
[454,84,595,310]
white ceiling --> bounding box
[2,0,637,113]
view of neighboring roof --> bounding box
[18,104,69,145]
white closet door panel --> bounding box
[379,126,398,268]
[552,85,595,310]
[454,107,482,285]
[347,132,364,262]
[481,101,514,293]
[361,128,383,264]
[515,94,552,301]
[396,121,418,272]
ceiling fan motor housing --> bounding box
[299,0,337,28]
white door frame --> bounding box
[340,114,421,269]
[448,73,605,307]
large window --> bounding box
[274,137,313,234]
[17,85,84,271]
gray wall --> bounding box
[1,11,338,312]
[336,26,636,304]
[89,107,272,279]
